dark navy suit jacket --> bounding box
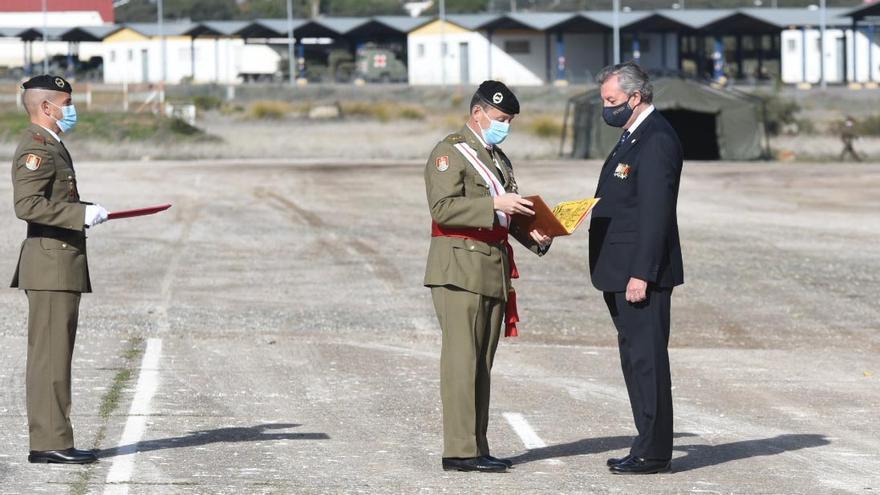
[588,109,684,293]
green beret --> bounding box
[477,80,519,115]
[22,74,72,94]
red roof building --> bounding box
[1,0,114,23]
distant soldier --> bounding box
[424,81,552,473]
[840,115,861,162]
[11,75,109,464]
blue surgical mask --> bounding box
[479,109,510,145]
[49,101,77,133]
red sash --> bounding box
[431,221,520,337]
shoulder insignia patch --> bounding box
[444,133,465,144]
[24,154,42,171]
[435,155,449,172]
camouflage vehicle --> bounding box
[356,47,406,83]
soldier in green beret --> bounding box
[424,80,552,473]
[11,75,108,464]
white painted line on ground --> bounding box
[503,412,563,465]
[103,338,163,495]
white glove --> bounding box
[84,204,109,227]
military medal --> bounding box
[614,163,631,179]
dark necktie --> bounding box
[611,130,631,157]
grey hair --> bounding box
[596,61,653,104]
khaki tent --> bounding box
[565,78,768,161]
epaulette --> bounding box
[443,133,465,144]
[30,132,47,145]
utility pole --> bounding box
[820,0,826,89]
[510,0,517,13]
[287,0,295,86]
[158,0,166,83]
[41,0,48,73]
[613,0,620,64]
[439,0,446,87]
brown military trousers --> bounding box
[25,290,80,451]
[431,285,504,458]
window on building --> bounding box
[442,42,448,56]
[127,49,134,61]
[417,43,425,57]
[787,39,797,53]
[110,51,116,62]
[504,40,530,54]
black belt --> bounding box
[26,224,84,242]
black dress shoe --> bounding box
[609,456,670,475]
[28,448,98,464]
[442,456,507,473]
[485,455,513,468]
[606,454,632,467]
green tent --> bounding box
[565,78,769,161]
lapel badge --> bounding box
[614,163,631,179]
[435,155,449,172]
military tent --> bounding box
[565,78,768,161]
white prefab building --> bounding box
[408,20,553,86]
[407,12,684,87]
[0,11,106,68]
[101,23,281,84]
[781,28,880,84]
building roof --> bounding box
[188,20,251,37]
[845,1,880,22]
[0,0,113,23]
[0,7,866,43]
[235,18,305,38]
[123,21,198,37]
[15,26,69,41]
[738,7,851,28]
[60,24,120,41]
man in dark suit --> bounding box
[588,62,684,474]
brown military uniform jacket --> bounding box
[10,124,91,292]
[424,125,545,300]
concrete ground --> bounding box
[0,158,877,494]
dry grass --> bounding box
[525,114,565,139]
[247,100,295,120]
[340,101,425,122]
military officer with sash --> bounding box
[11,75,109,464]
[424,81,552,473]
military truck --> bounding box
[356,46,406,83]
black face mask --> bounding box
[602,97,634,128]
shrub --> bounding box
[528,115,564,139]
[340,101,425,122]
[193,95,223,111]
[756,92,801,136]
[854,115,880,136]
[248,100,292,120]
[399,104,426,120]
